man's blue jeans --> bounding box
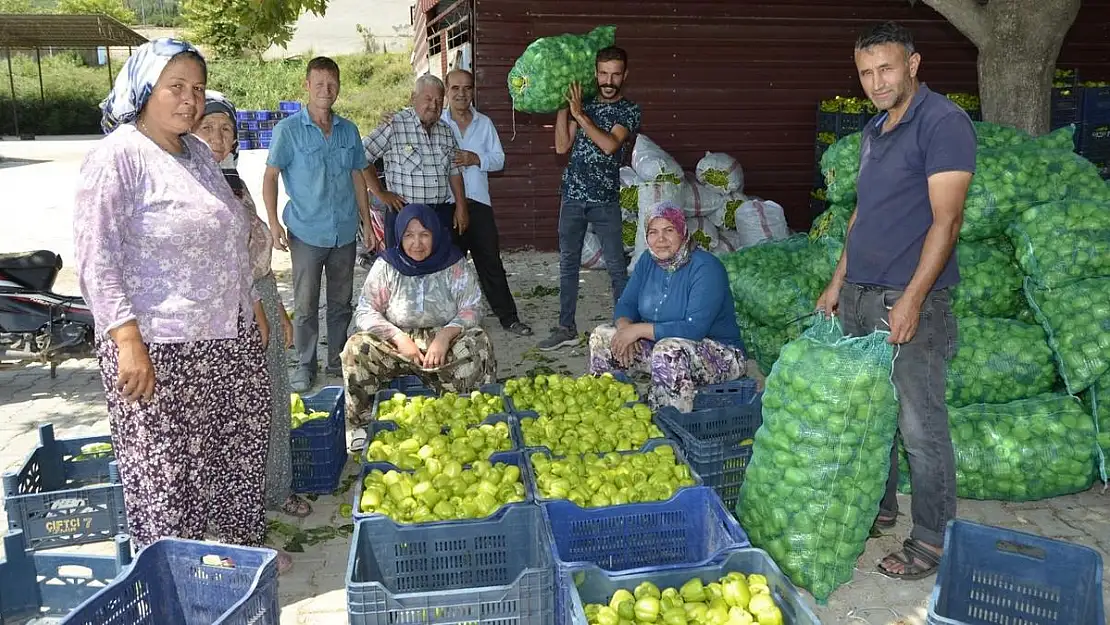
[558,199,628,330]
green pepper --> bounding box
[634,582,662,601]
[705,582,724,601]
[721,579,751,610]
[610,590,635,612]
[663,607,688,625]
[726,607,754,625]
[585,604,601,623]
[660,597,681,613]
[679,578,706,603]
[634,597,661,623]
[706,605,730,625]
[616,600,635,621]
[597,606,620,625]
[661,588,681,603]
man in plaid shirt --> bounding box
[362,74,469,247]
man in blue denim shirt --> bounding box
[264,56,372,392]
[539,46,642,351]
[817,22,976,580]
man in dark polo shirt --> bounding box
[816,21,976,580]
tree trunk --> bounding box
[977,41,1055,135]
[924,0,1081,136]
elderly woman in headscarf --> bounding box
[341,204,496,424]
[191,90,311,520]
[588,202,764,412]
[72,38,281,568]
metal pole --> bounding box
[6,48,18,137]
[106,48,113,89]
[35,48,44,105]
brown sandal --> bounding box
[280,494,312,518]
[877,539,942,580]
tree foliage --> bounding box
[182,0,328,58]
[0,0,33,12]
[57,0,137,23]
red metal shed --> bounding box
[416,0,1110,250]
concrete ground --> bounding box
[1,137,1108,625]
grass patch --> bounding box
[0,50,412,135]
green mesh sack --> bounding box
[962,145,1110,241]
[1028,124,1079,151]
[718,235,837,329]
[897,394,1097,501]
[1082,375,1109,483]
[735,317,805,375]
[946,317,1057,407]
[808,203,852,245]
[721,196,745,230]
[1025,276,1110,395]
[951,239,1026,319]
[508,25,616,114]
[819,133,861,206]
[1007,199,1110,290]
[972,121,1031,149]
[738,316,898,603]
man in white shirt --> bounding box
[441,68,532,336]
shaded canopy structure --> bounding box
[0,14,147,136]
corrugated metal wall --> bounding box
[471,0,1110,250]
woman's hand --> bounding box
[611,323,648,367]
[747,361,767,392]
[254,301,270,347]
[392,333,424,367]
[109,323,155,403]
[424,328,459,368]
[281,314,294,348]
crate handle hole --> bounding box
[995,539,1046,561]
[201,554,237,568]
[57,564,94,579]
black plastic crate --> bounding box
[2,424,127,552]
[1078,121,1110,157]
[1081,86,1110,124]
[1051,87,1084,127]
[817,109,869,139]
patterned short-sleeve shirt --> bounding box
[562,97,642,204]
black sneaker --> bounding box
[538,326,578,351]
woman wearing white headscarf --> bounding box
[73,38,280,568]
[193,90,311,520]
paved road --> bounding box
[1,137,1107,625]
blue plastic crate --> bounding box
[514,405,672,457]
[234,111,256,121]
[564,548,820,625]
[502,371,638,415]
[927,520,1105,625]
[278,100,302,113]
[655,390,762,512]
[253,110,271,121]
[258,138,271,149]
[62,538,279,625]
[386,375,427,391]
[353,450,531,524]
[346,502,555,625]
[258,130,272,140]
[691,378,761,411]
[290,386,348,494]
[2,424,127,552]
[525,438,701,506]
[0,530,132,623]
[543,485,748,574]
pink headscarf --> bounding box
[646,201,696,272]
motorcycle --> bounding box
[0,250,96,377]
